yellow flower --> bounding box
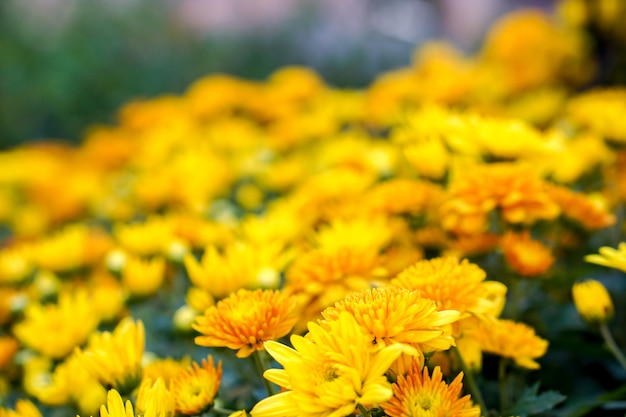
[13,290,100,359]
[381,361,480,417]
[114,217,177,257]
[500,231,555,277]
[0,245,32,285]
[30,352,106,416]
[170,356,222,415]
[440,163,560,234]
[136,378,176,417]
[392,257,507,316]
[475,319,548,369]
[143,356,192,385]
[585,243,626,273]
[0,399,43,417]
[193,289,298,358]
[572,279,614,324]
[322,287,460,356]
[121,255,166,298]
[546,185,615,230]
[76,317,145,394]
[28,224,112,273]
[250,312,416,417]
[97,389,135,417]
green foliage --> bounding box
[503,383,566,417]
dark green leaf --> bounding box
[504,383,566,417]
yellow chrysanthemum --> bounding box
[500,231,555,277]
[170,356,223,415]
[0,399,43,417]
[381,361,480,417]
[96,389,135,417]
[546,185,615,230]
[475,318,548,369]
[322,287,460,356]
[143,356,192,385]
[30,352,106,416]
[0,245,32,285]
[585,243,626,273]
[392,257,507,316]
[440,163,560,234]
[121,255,166,298]
[193,289,298,358]
[136,378,176,417]
[76,317,145,394]
[572,279,614,324]
[13,290,100,359]
[250,312,416,417]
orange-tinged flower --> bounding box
[250,312,416,417]
[381,361,480,417]
[392,257,506,316]
[13,290,100,359]
[500,231,555,277]
[143,356,192,386]
[0,336,18,369]
[170,356,223,415]
[474,318,548,369]
[193,289,298,358]
[440,163,560,234]
[322,287,460,356]
[572,279,614,324]
[76,317,145,394]
[546,185,615,230]
[363,179,444,216]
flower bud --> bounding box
[572,279,613,324]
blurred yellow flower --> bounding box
[250,312,415,417]
[0,399,42,417]
[572,279,614,324]
[475,319,548,369]
[585,243,626,272]
[500,231,555,277]
[194,289,297,358]
[381,361,480,417]
[13,290,100,359]
[0,336,18,369]
[547,185,615,230]
[170,356,222,415]
[143,356,192,386]
[0,245,32,285]
[114,217,177,257]
[122,255,166,298]
[76,317,145,394]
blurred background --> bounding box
[0,0,586,148]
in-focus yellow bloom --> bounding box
[97,389,135,417]
[136,378,176,417]
[500,231,555,277]
[392,257,506,316]
[322,288,460,356]
[170,356,222,415]
[13,290,100,359]
[76,317,145,394]
[194,289,297,358]
[250,312,416,417]
[475,319,548,369]
[585,243,626,273]
[572,279,614,324]
[381,361,480,417]
[121,255,166,297]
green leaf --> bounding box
[504,383,566,417]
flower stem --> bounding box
[253,350,276,397]
[498,358,508,413]
[357,403,371,417]
[454,347,488,416]
[600,322,626,372]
